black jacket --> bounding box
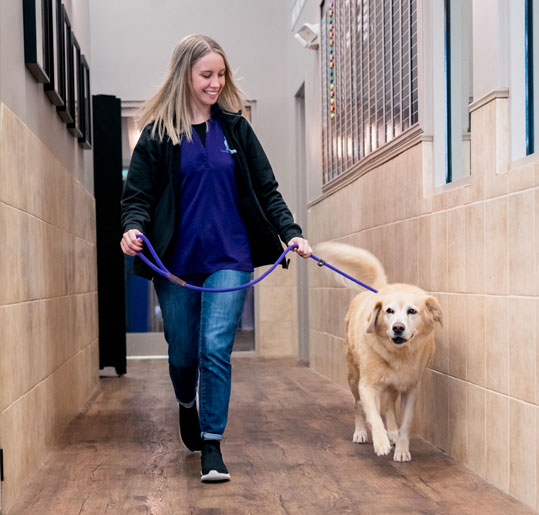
[121,109,303,279]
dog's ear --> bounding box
[425,297,443,327]
[366,301,383,334]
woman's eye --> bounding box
[407,308,417,315]
[386,308,394,314]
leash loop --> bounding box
[133,234,378,294]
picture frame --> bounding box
[44,0,63,105]
[22,0,50,82]
[67,34,83,137]
[78,55,92,149]
[56,5,73,124]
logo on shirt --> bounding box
[221,137,237,155]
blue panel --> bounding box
[444,0,453,183]
[526,0,535,155]
[124,255,150,332]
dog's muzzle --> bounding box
[391,323,407,344]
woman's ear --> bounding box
[425,296,443,327]
[366,301,383,334]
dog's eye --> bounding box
[386,308,394,314]
[407,308,417,315]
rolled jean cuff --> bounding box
[202,432,223,441]
[178,398,196,408]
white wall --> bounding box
[90,0,300,207]
[0,0,93,192]
[289,0,323,205]
[472,0,509,100]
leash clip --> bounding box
[317,259,326,267]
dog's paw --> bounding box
[393,436,411,461]
[372,433,392,456]
[353,429,369,443]
[393,449,412,462]
[387,430,399,444]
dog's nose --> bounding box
[392,323,405,335]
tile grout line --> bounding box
[0,291,98,308]
[0,103,94,195]
[429,368,537,409]
[323,185,539,242]
[0,338,99,415]
[314,286,538,301]
[0,199,96,245]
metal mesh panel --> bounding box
[322,0,418,184]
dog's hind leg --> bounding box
[347,353,368,443]
[383,390,399,445]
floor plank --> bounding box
[7,358,533,514]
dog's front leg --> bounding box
[393,387,418,462]
[359,383,391,456]
[348,361,368,443]
[384,390,399,444]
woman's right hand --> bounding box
[120,229,144,256]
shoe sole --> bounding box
[200,470,231,482]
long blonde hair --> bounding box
[138,34,245,144]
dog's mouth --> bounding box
[391,332,415,345]
[391,336,407,345]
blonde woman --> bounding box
[120,34,311,482]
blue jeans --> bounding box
[154,270,250,440]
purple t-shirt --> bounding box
[166,117,253,276]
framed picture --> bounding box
[44,0,63,105]
[67,34,83,137]
[56,5,73,123]
[23,0,50,82]
[78,55,92,149]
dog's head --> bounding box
[366,286,442,347]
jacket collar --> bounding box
[170,104,242,127]
[213,103,243,127]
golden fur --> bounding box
[316,242,443,461]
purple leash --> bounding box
[135,233,378,294]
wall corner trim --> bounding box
[310,124,423,208]
[469,88,509,113]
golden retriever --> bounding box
[316,242,442,462]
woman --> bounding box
[120,34,311,482]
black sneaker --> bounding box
[200,440,230,482]
[179,404,203,452]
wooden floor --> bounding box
[8,358,532,514]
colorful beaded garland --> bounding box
[328,3,335,119]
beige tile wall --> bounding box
[0,104,99,511]
[307,97,539,510]
[256,260,298,357]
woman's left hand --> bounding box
[287,237,312,258]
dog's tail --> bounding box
[314,242,388,291]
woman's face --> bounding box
[190,52,226,113]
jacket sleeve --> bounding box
[242,119,303,244]
[120,125,162,234]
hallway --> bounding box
[7,358,532,514]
